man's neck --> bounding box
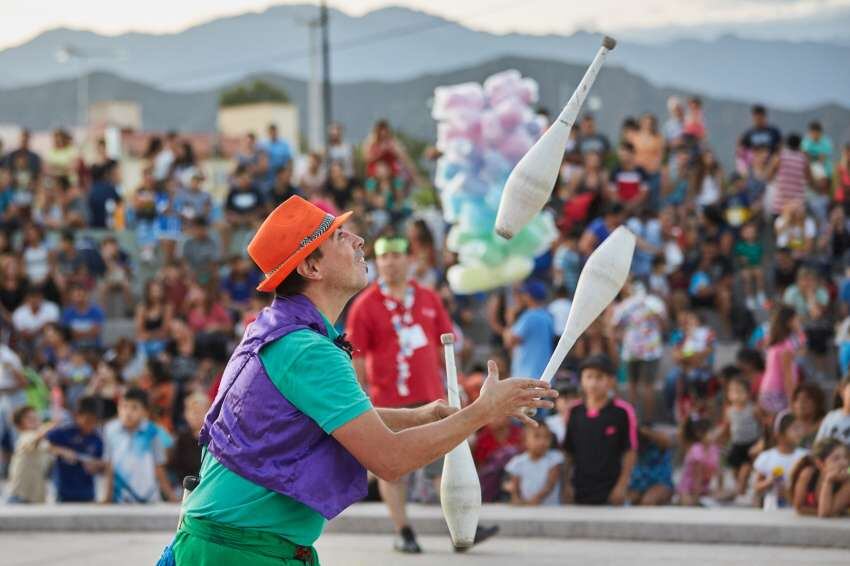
[384,279,408,299]
[301,287,350,325]
[586,395,608,411]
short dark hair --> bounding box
[76,396,100,418]
[12,405,35,427]
[751,104,766,115]
[736,348,765,371]
[274,248,324,297]
[123,387,149,410]
[620,141,635,153]
[808,121,822,132]
[786,133,802,150]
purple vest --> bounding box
[199,294,367,519]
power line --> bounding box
[157,0,546,87]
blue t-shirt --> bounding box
[510,307,555,378]
[587,218,610,250]
[222,272,261,305]
[260,139,293,173]
[61,304,105,348]
[45,424,104,502]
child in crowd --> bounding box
[734,221,766,310]
[7,406,53,503]
[45,396,106,502]
[791,438,850,517]
[648,255,670,300]
[103,387,176,503]
[628,425,674,506]
[563,354,637,505]
[473,415,524,502]
[505,422,564,506]
[815,377,850,447]
[545,378,580,446]
[552,230,581,296]
[719,377,762,497]
[753,412,807,509]
[678,416,721,506]
[791,383,826,449]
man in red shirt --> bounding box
[347,235,497,553]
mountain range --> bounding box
[1,55,847,171]
[0,4,848,108]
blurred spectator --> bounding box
[791,437,850,517]
[607,142,648,212]
[552,230,581,295]
[363,120,422,186]
[89,137,117,184]
[734,221,766,309]
[792,382,826,449]
[504,421,564,506]
[783,267,831,369]
[6,406,52,503]
[628,425,674,506]
[634,114,664,211]
[663,96,685,149]
[665,310,716,421]
[740,105,782,156]
[268,163,302,208]
[678,416,720,506]
[166,391,209,485]
[45,396,105,502]
[236,132,260,168]
[545,380,580,446]
[12,285,59,346]
[768,133,813,216]
[835,143,850,208]
[45,129,79,183]
[758,306,803,416]
[88,162,122,229]
[502,279,554,379]
[578,202,625,256]
[325,161,357,212]
[815,377,850,446]
[104,387,176,503]
[753,412,806,509]
[221,255,260,310]
[153,131,179,182]
[561,151,607,233]
[473,414,524,502]
[577,114,611,158]
[181,218,220,287]
[802,121,834,182]
[22,224,50,286]
[612,280,666,422]
[6,129,41,189]
[251,152,275,197]
[719,377,762,497]
[693,149,724,209]
[97,237,132,318]
[259,123,293,174]
[406,219,440,289]
[60,284,105,350]
[327,122,355,179]
[135,279,173,358]
[682,96,706,141]
[298,152,327,198]
[563,354,637,505]
[174,171,212,223]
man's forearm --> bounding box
[377,407,428,432]
[381,402,491,479]
[616,450,637,488]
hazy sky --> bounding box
[1,0,848,50]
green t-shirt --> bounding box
[184,313,372,546]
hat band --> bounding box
[263,213,335,280]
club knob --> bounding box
[602,36,617,50]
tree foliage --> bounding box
[219,80,290,107]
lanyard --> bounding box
[378,279,415,396]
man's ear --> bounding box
[296,257,321,281]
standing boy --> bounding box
[563,354,637,505]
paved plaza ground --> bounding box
[3,532,849,566]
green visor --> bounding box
[374,237,409,256]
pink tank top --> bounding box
[760,338,798,397]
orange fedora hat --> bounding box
[248,196,352,293]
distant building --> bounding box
[89,101,142,131]
[217,102,299,148]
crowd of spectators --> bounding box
[1,96,849,518]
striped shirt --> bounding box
[771,149,808,214]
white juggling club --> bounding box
[495,36,616,239]
[540,225,635,383]
[439,333,481,549]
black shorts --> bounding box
[727,441,757,469]
[627,359,660,384]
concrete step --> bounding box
[1,503,847,549]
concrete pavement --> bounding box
[3,533,848,566]
[1,502,848,548]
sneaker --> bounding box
[454,524,500,553]
[393,525,422,554]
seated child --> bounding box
[753,411,807,509]
[628,425,674,506]
[791,437,850,517]
[7,406,53,503]
[505,421,564,506]
[678,416,721,506]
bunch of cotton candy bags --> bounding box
[432,70,557,294]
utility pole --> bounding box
[320,0,332,150]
